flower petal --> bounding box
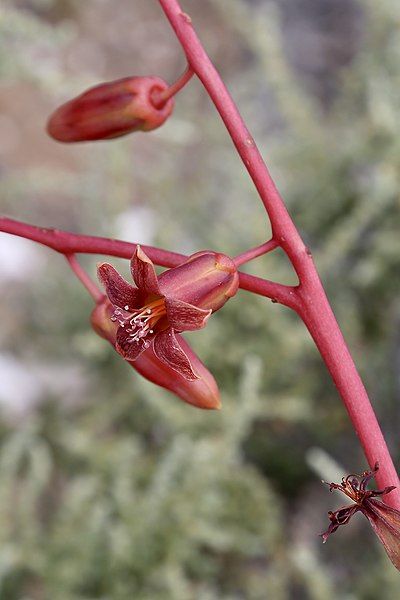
[116,326,154,361]
[98,263,143,309]
[132,335,221,409]
[91,300,220,409]
[320,504,360,542]
[165,298,211,332]
[153,328,199,381]
[363,499,400,570]
[130,246,161,295]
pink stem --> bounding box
[297,285,399,494]
[151,64,194,108]
[234,238,279,267]
[65,253,103,302]
[0,217,298,309]
[157,0,400,504]
[0,216,183,267]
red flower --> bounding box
[321,463,400,570]
[91,297,221,409]
[47,76,174,142]
[97,246,239,381]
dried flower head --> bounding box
[321,463,400,570]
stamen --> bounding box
[111,297,167,345]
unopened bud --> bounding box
[47,76,174,142]
[158,251,239,313]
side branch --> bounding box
[65,254,103,302]
[0,216,184,267]
[0,216,297,309]
[233,239,279,266]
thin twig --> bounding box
[0,217,297,308]
[151,64,194,108]
[65,253,103,302]
[233,238,279,267]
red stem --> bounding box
[157,0,400,504]
[65,254,103,302]
[0,217,298,310]
[151,64,194,108]
[233,238,279,267]
[0,4,397,506]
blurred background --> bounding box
[1,0,400,598]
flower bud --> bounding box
[47,76,174,142]
[158,251,239,313]
[91,297,221,409]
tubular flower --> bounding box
[91,296,221,409]
[47,76,174,142]
[97,246,239,381]
[321,463,400,570]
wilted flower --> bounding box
[97,246,239,381]
[47,76,174,142]
[321,463,400,570]
[91,296,221,409]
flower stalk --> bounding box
[157,0,400,506]
[65,254,103,302]
[233,238,279,267]
[0,217,297,308]
[0,0,398,543]
[151,65,194,108]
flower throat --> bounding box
[111,298,166,346]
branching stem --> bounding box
[65,253,103,302]
[233,239,279,267]
[157,0,400,504]
[0,0,397,508]
[0,217,298,309]
[151,64,194,108]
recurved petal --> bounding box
[363,499,400,570]
[116,326,154,361]
[98,263,143,309]
[153,327,199,381]
[165,298,211,332]
[130,246,161,296]
[320,505,360,543]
